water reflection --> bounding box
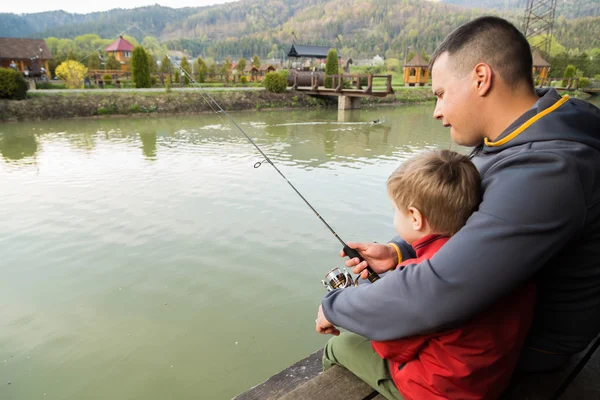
[139,131,157,160]
[0,131,38,162]
[1,106,452,172]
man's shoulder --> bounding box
[474,138,598,177]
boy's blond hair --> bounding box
[387,150,481,236]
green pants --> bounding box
[322,332,405,400]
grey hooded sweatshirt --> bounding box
[322,88,600,355]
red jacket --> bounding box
[372,234,536,400]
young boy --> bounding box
[322,150,536,400]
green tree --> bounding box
[87,53,101,70]
[236,57,246,74]
[147,53,157,74]
[122,35,140,48]
[528,35,567,57]
[325,48,339,88]
[66,50,77,61]
[251,55,261,68]
[208,63,217,80]
[563,64,576,88]
[159,55,172,81]
[220,57,231,82]
[180,57,191,85]
[194,57,207,83]
[385,58,401,74]
[106,54,121,70]
[132,47,151,88]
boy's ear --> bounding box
[408,207,423,231]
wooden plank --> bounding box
[233,349,323,400]
[502,338,600,400]
[558,337,600,399]
[280,365,376,400]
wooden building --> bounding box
[259,64,277,74]
[105,36,134,71]
[244,65,260,81]
[287,44,339,71]
[0,38,52,78]
[532,49,551,87]
[403,54,429,86]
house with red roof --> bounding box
[105,36,134,71]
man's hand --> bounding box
[340,242,397,279]
[316,304,340,336]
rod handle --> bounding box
[343,245,380,283]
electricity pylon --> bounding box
[522,0,558,57]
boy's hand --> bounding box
[341,242,397,279]
[316,305,340,336]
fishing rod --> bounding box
[136,26,380,287]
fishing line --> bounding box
[133,25,381,284]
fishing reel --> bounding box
[321,267,358,291]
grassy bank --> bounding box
[0,87,435,122]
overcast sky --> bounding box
[3,0,234,15]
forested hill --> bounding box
[441,0,600,19]
[0,0,598,59]
[0,6,198,39]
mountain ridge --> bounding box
[1,0,598,59]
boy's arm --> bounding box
[387,237,416,265]
[321,152,585,341]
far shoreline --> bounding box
[0,88,437,122]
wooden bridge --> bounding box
[291,73,394,109]
[582,88,600,95]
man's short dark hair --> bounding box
[429,16,534,89]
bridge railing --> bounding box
[293,73,393,95]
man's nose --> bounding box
[433,102,443,120]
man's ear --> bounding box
[408,207,423,231]
[473,63,493,96]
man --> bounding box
[316,15,600,390]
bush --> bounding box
[578,78,590,88]
[240,76,248,84]
[563,65,576,79]
[263,71,287,93]
[35,82,66,90]
[55,60,88,89]
[0,68,28,100]
[128,103,140,113]
[103,74,113,85]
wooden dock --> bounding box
[234,335,600,400]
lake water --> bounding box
[1,97,598,399]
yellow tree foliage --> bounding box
[55,60,88,89]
